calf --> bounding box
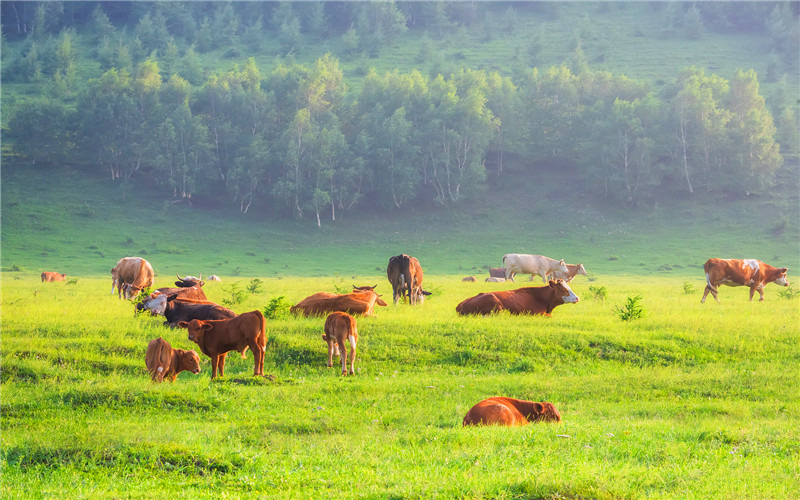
[322,311,359,376]
[41,272,66,282]
[144,337,201,382]
[548,263,587,283]
[179,311,267,379]
[463,397,561,426]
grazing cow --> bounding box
[41,272,66,282]
[138,294,236,327]
[489,268,506,278]
[462,276,477,282]
[291,289,388,317]
[322,311,359,376]
[503,254,568,283]
[175,273,204,288]
[548,263,588,283]
[111,256,154,299]
[702,258,789,303]
[208,275,222,282]
[144,337,201,382]
[387,254,425,305]
[456,280,579,316]
[463,397,561,426]
[485,277,506,283]
[179,310,267,379]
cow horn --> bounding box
[198,273,202,280]
[176,273,182,280]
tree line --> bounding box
[3,2,796,223]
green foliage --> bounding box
[262,295,293,320]
[615,295,646,321]
[220,281,248,306]
[682,281,696,295]
[777,287,800,300]
[246,278,264,294]
[588,285,608,303]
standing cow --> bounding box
[502,254,568,283]
[111,257,154,299]
[41,272,66,282]
[322,311,359,376]
[387,254,425,305]
[701,258,789,303]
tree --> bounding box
[6,97,74,166]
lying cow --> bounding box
[291,289,388,317]
[179,310,267,379]
[463,397,561,426]
[502,254,568,283]
[485,277,506,283]
[138,294,236,327]
[456,280,579,316]
[702,258,789,303]
[145,337,201,382]
[175,273,204,288]
[148,284,208,302]
[548,263,588,283]
[322,311,359,376]
[488,268,505,278]
[208,275,222,282]
[41,272,66,282]
[462,276,477,282]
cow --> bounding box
[144,337,201,382]
[148,284,208,302]
[462,397,562,426]
[322,311,359,376]
[138,293,236,327]
[488,268,506,278]
[387,254,425,305]
[111,256,154,299]
[208,275,222,281]
[548,263,588,283]
[291,289,388,317]
[462,276,477,282]
[502,254,568,283]
[175,273,204,288]
[456,280,579,316]
[701,258,789,303]
[179,310,267,379]
[41,272,66,282]
[485,277,506,283]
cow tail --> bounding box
[400,273,406,298]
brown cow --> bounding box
[322,311,359,376]
[462,276,477,282]
[702,258,789,303]
[387,254,425,305]
[291,289,388,317]
[111,257,154,299]
[144,337,201,382]
[179,310,267,379]
[41,272,66,282]
[488,267,505,278]
[456,280,579,316]
[548,263,588,283]
[462,397,561,426]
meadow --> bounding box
[2,271,798,499]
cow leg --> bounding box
[337,339,347,375]
[348,335,357,375]
[326,339,335,368]
[249,341,265,376]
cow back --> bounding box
[145,337,174,382]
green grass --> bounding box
[2,274,799,498]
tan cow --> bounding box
[548,263,588,283]
[462,397,561,426]
[41,272,66,282]
[180,310,267,379]
[111,256,154,299]
[322,311,359,376]
[291,290,388,317]
[144,337,201,382]
[462,276,477,282]
[387,254,425,305]
[702,258,789,302]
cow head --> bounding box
[179,319,214,344]
[138,293,169,316]
[175,348,202,375]
[776,268,790,287]
[176,273,205,288]
[549,280,579,303]
[531,402,562,422]
[575,264,588,276]
[557,259,569,274]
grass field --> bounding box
[2,272,799,498]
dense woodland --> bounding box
[2,2,798,224]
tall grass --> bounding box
[2,275,798,498]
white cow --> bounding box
[502,254,568,283]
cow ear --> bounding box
[177,321,189,329]
[548,280,556,287]
[533,402,544,414]
[200,323,213,331]
[780,268,788,273]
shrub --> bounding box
[221,282,248,306]
[616,295,645,321]
[247,278,264,294]
[588,285,607,303]
[777,287,800,300]
[682,281,696,295]
[263,296,293,320]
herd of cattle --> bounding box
[40,254,789,426]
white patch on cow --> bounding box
[775,276,790,286]
[742,259,759,272]
[561,283,579,303]
[143,294,168,315]
[348,335,357,350]
[157,367,164,373]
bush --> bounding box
[588,285,607,303]
[247,278,264,294]
[616,295,645,321]
[221,282,248,306]
[777,287,800,300]
[682,281,696,295]
[263,296,293,320]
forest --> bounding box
[2,1,798,225]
